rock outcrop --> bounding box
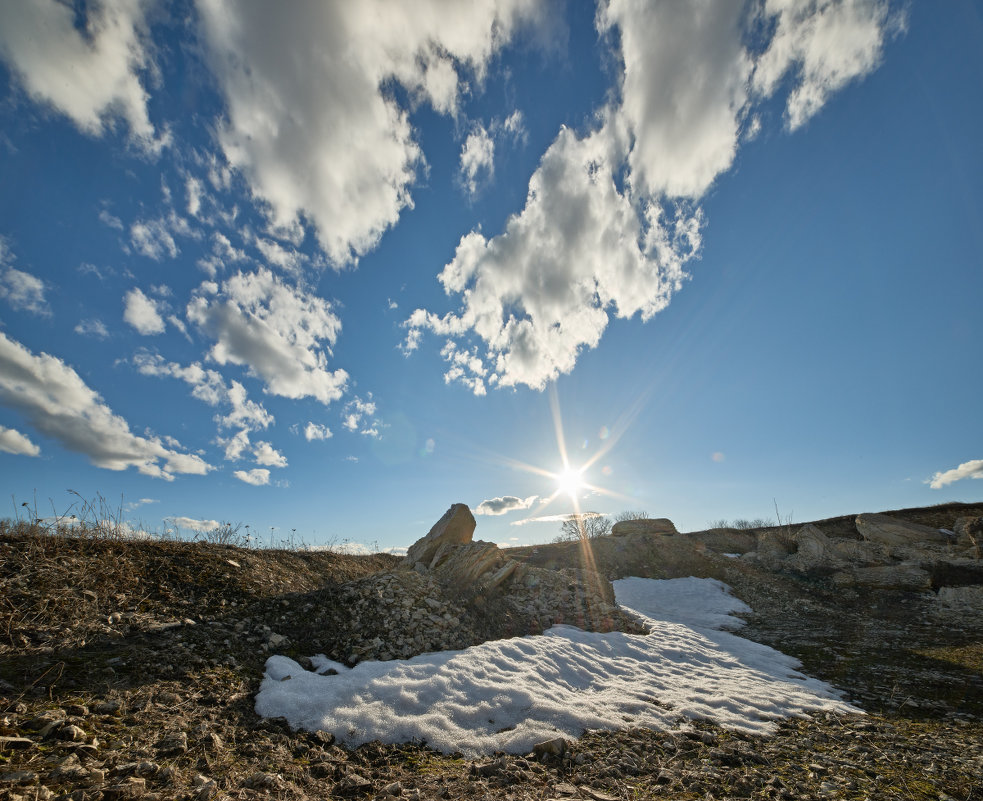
[610,518,677,537]
[403,503,476,568]
[856,513,949,547]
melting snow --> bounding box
[255,576,858,755]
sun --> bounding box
[556,466,585,498]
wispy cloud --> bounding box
[459,124,495,196]
[0,238,49,316]
[928,459,983,489]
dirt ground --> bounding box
[1,503,982,800]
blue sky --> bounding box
[0,0,980,550]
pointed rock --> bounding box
[402,504,476,569]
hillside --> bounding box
[1,502,982,800]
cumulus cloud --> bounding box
[169,516,221,532]
[0,425,40,457]
[0,331,211,480]
[342,395,382,437]
[753,0,897,130]
[187,269,348,405]
[406,0,895,392]
[196,0,542,267]
[474,494,538,516]
[304,422,333,441]
[234,468,270,486]
[254,440,287,468]
[123,288,166,335]
[928,459,983,490]
[0,0,165,151]
[460,124,495,195]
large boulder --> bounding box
[785,524,835,573]
[855,513,948,548]
[610,518,677,537]
[403,503,475,569]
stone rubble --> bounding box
[315,504,646,665]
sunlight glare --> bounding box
[556,466,585,498]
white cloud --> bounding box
[196,0,543,267]
[169,516,221,532]
[405,122,702,391]
[510,511,606,527]
[0,425,40,457]
[254,440,287,468]
[123,287,166,335]
[0,267,49,316]
[74,319,110,339]
[304,422,333,441]
[186,176,204,218]
[0,331,211,480]
[213,232,248,264]
[460,124,495,195]
[0,238,49,316]
[234,468,270,486]
[928,459,983,490]
[187,269,348,405]
[502,109,526,141]
[132,353,274,435]
[220,429,250,461]
[407,0,895,392]
[98,209,124,230]
[342,394,382,436]
[0,0,165,152]
[474,494,538,516]
[129,211,197,261]
[255,237,308,276]
[753,0,896,131]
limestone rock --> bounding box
[936,585,983,612]
[611,518,677,537]
[954,516,983,551]
[829,538,891,565]
[403,504,475,568]
[831,563,932,591]
[785,524,834,573]
[855,513,948,547]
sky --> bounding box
[256,576,857,754]
[0,0,981,551]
